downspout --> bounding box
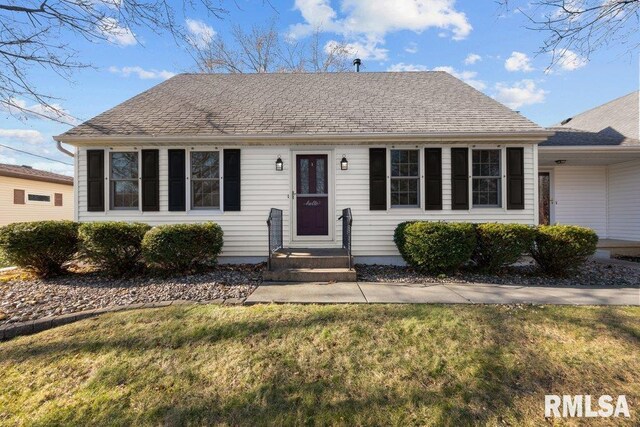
[56,141,74,157]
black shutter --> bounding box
[168,149,186,211]
[369,148,387,210]
[141,149,159,212]
[223,149,241,211]
[87,149,104,212]
[507,147,525,210]
[424,148,442,210]
[451,147,469,210]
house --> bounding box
[539,91,640,256]
[54,72,552,268]
[0,163,74,226]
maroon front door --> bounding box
[296,154,329,236]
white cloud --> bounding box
[555,49,587,71]
[2,98,79,125]
[98,17,137,46]
[493,79,547,109]
[505,51,533,72]
[186,19,215,48]
[0,129,46,145]
[405,42,418,54]
[387,63,428,72]
[290,0,472,61]
[29,161,74,176]
[0,153,18,164]
[432,66,486,90]
[464,53,481,65]
[326,39,388,61]
[109,66,176,80]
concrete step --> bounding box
[263,268,357,282]
[271,255,352,269]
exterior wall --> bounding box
[607,159,640,241]
[0,176,74,226]
[552,166,608,236]
[76,143,537,259]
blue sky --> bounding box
[1,0,638,176]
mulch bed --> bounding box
[356,260,640,288]
[0,264,262,326]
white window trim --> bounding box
[387,147,423,210]
[26,192,53,205]
[187,148,224,213]
[109,149,140,211]
[470,148,503,209]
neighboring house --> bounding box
[0,164,74,226]
[539,91,640,253]
[54,72,552,264]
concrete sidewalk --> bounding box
[246,282,640,306]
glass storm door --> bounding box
[296,154,329,236]
[538,172,551,225]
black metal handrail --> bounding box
[266,208,283,270]
[339,208,353,270]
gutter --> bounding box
[53,130,555,146]
[539,145,640,152]
[56,141,74,157]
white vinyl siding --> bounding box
[552,166,608,236]
[607,159,640,241]
[77,144,537,259]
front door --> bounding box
[296,154,329,236]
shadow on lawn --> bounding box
[2,305,637,426]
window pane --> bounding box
[112,180,138,208]
[111,152,138,179]
[299,159,309,194]
[191,179,220,208]
[316,158,325,194]
[191,152,220,179]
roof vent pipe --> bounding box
[353,58,361,72]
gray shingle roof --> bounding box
[0,163,73,185]
[554,91,639,140]
[58,72,544,139]
[541,127,640,147]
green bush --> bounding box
[0,220,79,277]
[79,222,151,276]
[393,221,417,264]
[142,222,224,272]
[396,221,476,273]
[473,223,536,273]
[531,225,598,276]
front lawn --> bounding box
[1,304,638,425]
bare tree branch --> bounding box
[186,21,354,73]
[498,0,639,68]
[0,0,229,124]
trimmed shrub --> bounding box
[79,222,151,276]
[531,225,598,276]
[473,223,536,273]
[397,221,476,273]
[142,222,224,272]
[393,221,417,264]
[0,220,79,277]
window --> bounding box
[27,194,50,202]
[191,151,220,209]
[110,152,139,209]
[472,149,501,207]
[390,149,419,207]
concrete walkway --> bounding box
[246,282,640,306]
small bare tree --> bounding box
[0,0,228,123]
[500,0,639,66]
[187,20,353,73]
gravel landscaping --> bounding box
[0,265,262,326]
[357,259,640,287]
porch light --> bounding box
[275,157,283,171]
[555,159,567,165]
[340,156,349,170]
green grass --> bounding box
[1,304,638,426]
